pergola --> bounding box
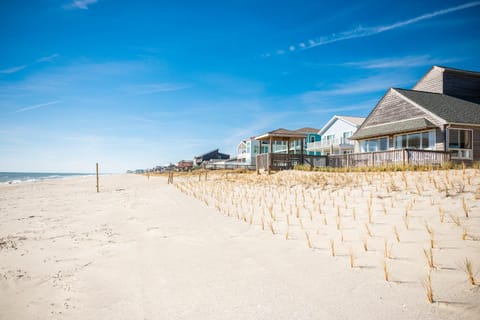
[255,128,309,173]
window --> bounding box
[360,137,389,152]
[310,136,315,143]
[246,142,251,154]
[448,129,473,159]
[253,145,259,154]
[394,131,435,150]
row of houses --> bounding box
[234,65,480,169]
[169,65,479,172]
[236,116,366,166]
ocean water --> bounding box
[0,172,92,184]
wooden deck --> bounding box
[256,149,451,172]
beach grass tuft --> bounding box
[422,273,434,303]
[383,260,389,282]
[462,258,476,285]
[424,248,435,269]
[330,239,335,257]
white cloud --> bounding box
[37,54,59,63]
[15,100,61,113]
[64,0,98,10]
[342,55,460,69]
[0,54,59,75]
[0,65,27,74]
[301,74,414,104]
[129,83,190,96]
[267,1,480,56]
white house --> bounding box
[308,115,365,155]
[236,137,270,166]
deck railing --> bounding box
[307,137,354,151]
[256,149,451,172]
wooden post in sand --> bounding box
[96,162,99,193]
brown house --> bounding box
[176,160,194,171]
[351,66,480,164]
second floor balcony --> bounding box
[307,137,354,151]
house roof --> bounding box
[395,88,480,124]
[255,128,307,141]
[435,65,480,76]
[351,118,437,140]
[295,127,320,134]
[339,116,366,127]
[318,115,366,135]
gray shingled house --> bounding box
[351,66,480,164]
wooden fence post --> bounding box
[267,154,271,175]
[96,162,99,193]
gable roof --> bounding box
[318,115,366,135]
[395,88,480,124]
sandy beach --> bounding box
[1,171,479,319]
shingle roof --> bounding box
[437,65,480,76]
[395,88,480,124]
[255,128,307,141]
[351,118,437,140]
[338,116,365,127]
[295,127,320,133]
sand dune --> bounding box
[0,171,479,319]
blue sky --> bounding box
[1,0,479,172]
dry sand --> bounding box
[0,171,479,319]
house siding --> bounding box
[443,71,480,104]
[361,91,428,127]
[413,67,443,93]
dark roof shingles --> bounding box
[396,88,480,124]
[351,118,436,140]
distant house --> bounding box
[194,149,230,167]
[176,160,193,171]
[308,116,365,155]
[351,66,480,163]
[236,137,269,166]
[294,128,321,155]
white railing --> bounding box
[307,137,354,151]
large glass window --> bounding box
[394,130,435,150]
[448,129,473,159]
[360,137,389,152]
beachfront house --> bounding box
[237,137,270,166]
[193,149,230,167]
[254,128,321,156]
[255,128,326,173]
[307,116,365,155]
[176,160,194,171]
[291,128,321,155]
[351,66,480,164]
